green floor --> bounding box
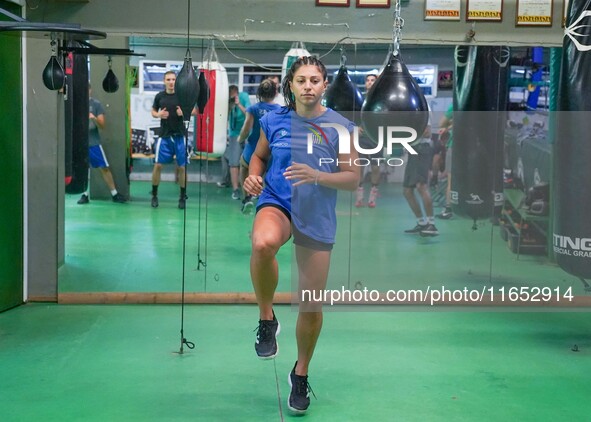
[2,304,591,421]
[60,180,583,299]
[6,188,591,420]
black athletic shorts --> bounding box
[256,203,334,251]
[403,142,434,188]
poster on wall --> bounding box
[316,0,350,6]
[516,0,553,26]
[356,0,390,7]
[466,0,503,21]
[425,0,461,20]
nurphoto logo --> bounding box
[306,123,418,167]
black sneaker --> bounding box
[404,224,426,234]
[151,196,159,208]
[437,208,453,219]
[420,223,439,237]
[178,197,186,210]
[77,194,89,204]
[254,312,280,359]
[241,198,254,215]
[112,193,127,203]
[288,362,316,415]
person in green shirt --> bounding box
[222,85,251,200]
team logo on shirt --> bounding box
[305,122,329,145]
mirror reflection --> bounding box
[59,40,584,306]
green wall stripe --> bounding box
[0,0,24,312]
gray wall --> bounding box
[25,36,130,298]
[129,39,457,70]
[26,37,61,300]
[28,0,564,47]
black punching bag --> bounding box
[361,51,429,147]
[451,45,509,221]
[42,55,65,91]
[175,50,200,121]
[64,46,89,194]
[197,71,210,114]
[325,65,364,113]
[102,69,119,93]
[554,0,591,279]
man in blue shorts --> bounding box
[150,70,188,209]
[77,86,126,204]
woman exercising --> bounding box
[243,56,359,414]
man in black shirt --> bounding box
[150,70,188,209]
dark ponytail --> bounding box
[257,78,277,102]
[282,56,327,111]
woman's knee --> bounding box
[251,233,282,258]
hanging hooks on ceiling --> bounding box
[339,44,347,67]
[391,0,404,56]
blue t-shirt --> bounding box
[258,107,354,244]
[242,101,281,164]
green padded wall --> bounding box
[0,1,24,312]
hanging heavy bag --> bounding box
[554,0,591,279]
[64,45,90,195]
[194,71,210,152]
[175,51,200,122]
[197,71,210,115]
[361,52,429,148]
[197,44,229,154]
[281,42,310,86]
[325,65,364,113]
[451,45,509,221]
